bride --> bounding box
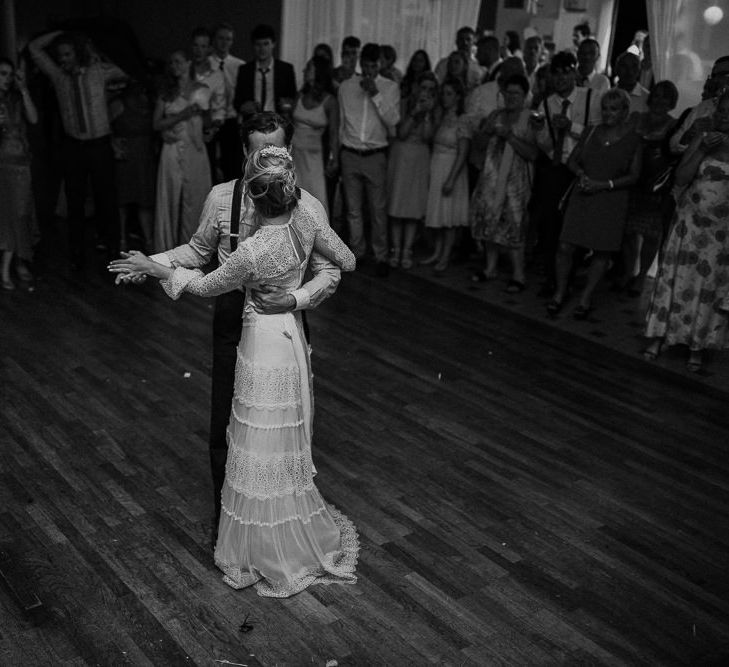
[109,145,358,598]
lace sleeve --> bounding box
[310,216,356,272]
[161,242,258,299]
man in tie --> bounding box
[532,51,601,296]
[335,43,400,276]
[233,24,296,121]
[29,30,126,269]
[208,23,246,182]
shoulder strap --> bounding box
[230,178,245,252]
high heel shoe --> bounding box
[16,264,34,282]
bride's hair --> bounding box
[244,145,300,218]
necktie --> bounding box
[219,58,224,72]
[259,68,269,110]
[553,98,570,166]
[72,73,87,134]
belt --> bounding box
[342,145,387,157]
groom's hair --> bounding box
[240,111,294,150]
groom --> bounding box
[128,112,341,535]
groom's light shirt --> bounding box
[150,182,340,309]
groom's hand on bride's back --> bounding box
[250,285,296,314]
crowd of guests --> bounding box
[1,20,728,372]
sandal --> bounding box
[505,279,526,294]
[546,298,563,316]
[687,351,703,373]
[573,304,593,320]
[642,340,662,361]
[470,269,496,283]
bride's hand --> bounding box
[108,251,160,278]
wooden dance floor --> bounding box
[1,260,729,665]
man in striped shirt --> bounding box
[30,30,126,268]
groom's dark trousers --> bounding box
[210,290,246,524]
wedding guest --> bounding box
[469,74,537,290]
[643,91,729,372]
[466,57,527,191]
[669,56,729,154]
[572,22,591,49]
[336,43,400,275]
[209,23,246,181]
[547,88,641,319]
[532,50,601,296]
[444,50,472,93]
[435,27,484,89]
[523,35,544,90]
[422,78,470,274]
[618,81,678,295]
[576,38,609,94]
[291,56,337,215]
[333,36,360,87]
[110,76,156,252]
[153,49,211,251]
[190,26,226,179]
[400,49,431,100]
[387,72,437,269]
[615,51,649,114]
[313,43,334,65]
[29,30,126,267]
[477,35,502,83]
[379,45,403,83]
[234,24,296,119]
[0,58,39,289]
[502,31,522,59]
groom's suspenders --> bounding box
[229,177,245,252]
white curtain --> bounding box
[281,0,480,82]
[647,0,729,113]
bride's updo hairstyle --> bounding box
[244,145,301,218]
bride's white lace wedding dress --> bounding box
[161,202,358,597]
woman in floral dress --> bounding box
[469,74,538,291]
[643,91,729,372]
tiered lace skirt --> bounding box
[214,308,359,597]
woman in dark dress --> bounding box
[547,88,641,318]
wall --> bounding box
[14,0,282,62]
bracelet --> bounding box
[609,179,614,190]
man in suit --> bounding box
[234,24,296,119]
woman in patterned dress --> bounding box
[109,146,359,598]
[643,91,729,372]
[469,74,538,291]
[0,58,39,290]
[422,78,470,274]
